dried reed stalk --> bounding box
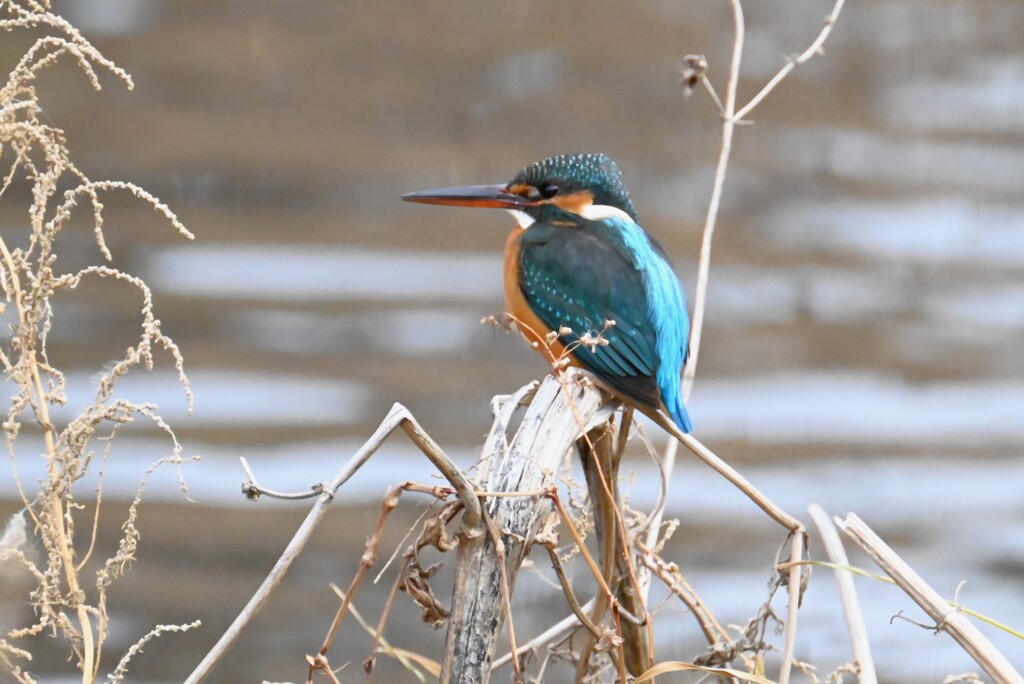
[0,3,195,682]
[837,514,1023,684]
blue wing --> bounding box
[517,218,692,432]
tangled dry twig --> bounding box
[0,2,196,682]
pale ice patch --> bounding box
[706,266,906,326]
[705,267,801,325]
[925,284,1024,329]
[879,57,1024,135]
[687,373,1024,445]
[143,245,503,302]
[54,370,371,426]
[765,197,1024,266]
[371,309,484,354]
[0,436,479,505]
[773,127,1024,193]
[229,308,483,356]
[60,0,159,36]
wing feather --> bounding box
[518,223,663,408]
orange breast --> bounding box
[503,226,577,368]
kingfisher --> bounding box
[402,153,693,433]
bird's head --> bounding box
[402,153,638,226]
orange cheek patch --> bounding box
[506,183,534,198]
[550,190,594,215]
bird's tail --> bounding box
[666,394,693,434]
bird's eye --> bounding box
[539,183,560,199]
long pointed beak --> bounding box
[402,184,537,209]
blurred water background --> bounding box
[1,0,1022,681]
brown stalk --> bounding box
[0,235,97,683]
[187,403,474,684]
[837,513,1023,684]
[312,482,448,681]
[540,544,603,639]
[637,545,728,650]
[551,370,653,668]
[481,508,523,681]
[363,556,411,680]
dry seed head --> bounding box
[680,54,709,98]
[0,4,198,677]
[0,512,27,558]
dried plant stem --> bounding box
[575,422,624,678]
[734,0,847,121]
[0,6,200,681]
[685,0,846,393]
[363,557,410,680]
[681,0,743,396]
[837,513,1023,684]
[639,439,675,602]
[541,545,603,638]
[555,374,651,629]
[645,417,800,533]
[552,373,652,676]
[650,0,844,609]
[491,602,594,672]
[546,490,614,602]
[107,621,201,684]
[672,0,847,537]
[637,543,730,650]
[807,504,877,684]
[0,235,97,684]
[328,583,434,684]
[311,484,425,682]
[185,403,472,684]
[777,530,805,684]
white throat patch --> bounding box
[579,203,634,223]
[507,209,535,229]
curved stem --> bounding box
[0,236,96,682]
[649,0,746,609]
[683,0,744,396]
[734,0,846,122]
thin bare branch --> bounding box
[778,529,806,684]
[807,504,877,684]
[491,603,593,672]
[240,456,324,500]
[735,0,847,122]
[363,557,412,680]
[643,410,801,532]
[637,542,731,650]
[106,621,201,683]
[314,484,429,676]
[682,0,744,397]
[541,544,603,639]
[185,403,473,684]
[837,514,1023,684]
